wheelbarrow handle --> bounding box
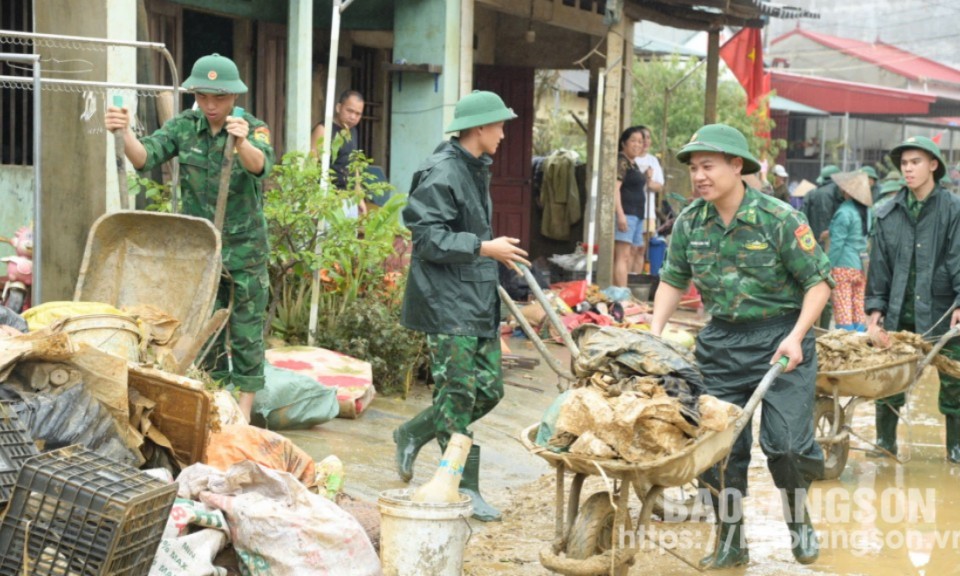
[517,263,579,357]
[214,106,244,232]
[919,325,960,372]
[498,285,575,381]
[730,357,789,439]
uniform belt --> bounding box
[709,310,800,333]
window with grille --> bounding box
[0,0,33,166]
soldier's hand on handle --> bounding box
[772,334,803,372]
[104,106,130,132]
[481,237,530,274]
[951,308,960,329]
[225,115,250,141]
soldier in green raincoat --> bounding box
[105,54,274,421]
[651,124,834,569]
[866,136,960,463]
[392,91,529,522]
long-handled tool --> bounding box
[214,106,243,232]
[112,95,129,210]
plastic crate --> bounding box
[0,401,38,510]
[0,445,177,576]
[549,263,587,283]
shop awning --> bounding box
[770,71,939,116]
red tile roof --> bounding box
[770,70,937,115]
[772,28,960,86]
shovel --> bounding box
[112,95,130,210]
[214,106,244,232]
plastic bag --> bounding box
[552,280,588,307]
[252,365,340,430]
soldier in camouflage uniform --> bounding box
[651,124,834,569]
[392,91,528,522]
[866,136,960,463]
[105,54,274,420]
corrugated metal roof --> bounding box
[772,28,960,86]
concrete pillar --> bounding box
[622,19,635,131]
[35,0,136,301]
[459,0,474,99]
[389,0,463,194]
[704,29,720,125]
[596,20,624,288]
[285,0,313,153]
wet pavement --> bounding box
[283,336,960,575]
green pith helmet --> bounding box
[445,91,517,133]
[182,53,248,94]
[675,123,761,175]
[879,179,905,196]
[816,165,840,185]
[859,166,879,181]
[890,136,946,181]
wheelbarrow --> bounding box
[519,359,789,575]
[813,326,960,479]
[72,103,247,372]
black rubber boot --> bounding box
[947,415,960,463]
[700,491,749,569]
[783,490,819,565]
[393,407,436,483]
[867,406,899,458]
[460,445,502,522]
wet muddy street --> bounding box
[283,338,960,575]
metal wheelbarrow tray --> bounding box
[73,211,222,368]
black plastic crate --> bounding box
[0,401,38,510]
[549,263,587,283]
[0,445,177,576]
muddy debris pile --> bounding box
[817,330,960,378]
[546,326,741,462]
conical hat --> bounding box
[831,171,872,207]
[791,179,816,198]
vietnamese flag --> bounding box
[720,27,769,115]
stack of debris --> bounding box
[545,326,741,462]
[817,330,960,378]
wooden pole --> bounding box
[704,28,720,125]
[596,19,624,288]
[622,19,635,132]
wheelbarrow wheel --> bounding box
[567,491,620,560]
[815,396,849,480]
[634,478,709,522]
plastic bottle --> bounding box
[316,455,345,500]
[411,433,472,504]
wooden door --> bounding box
[474,66,534,250]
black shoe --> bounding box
[947,415,960,463]
[867,405,899,458]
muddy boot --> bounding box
[460,445,502,522]
[867,406,899,458]
[947,416,960,463]
[393,407,436,483]
[784,490,819,564]
[700,492,748,569]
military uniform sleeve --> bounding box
[777,210,835,290]
[865,213,892,315]
[402,167,481,264]
[245,116,276,180]
[139,115,186,172]
[659,209,693,290]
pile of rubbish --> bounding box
[540,326,741,462]
[817,330,960,378]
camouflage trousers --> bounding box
[428,334,504,449]
[877,324,960,416]
[203,264,269,393]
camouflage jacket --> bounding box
[801,181,843,240]
[866,185,960,336]
[139,109,276,270]
[400,138,499,338]
[660,186,835,323]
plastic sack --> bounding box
[149,530,228,576]
[22,300,129,331]
[204,425,317,490]
[535,390,571,452]
[251,365,340,430]
[177,461,381,576]
[552,280,588,307]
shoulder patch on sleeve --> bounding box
[253,126,271,145]
[794,223,816,253]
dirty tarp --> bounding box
[204,424,317,489]
[572,325,705,423]
[817,330,960,378]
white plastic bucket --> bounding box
[62,314,140,362]
[378,488,473,576]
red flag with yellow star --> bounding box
[720,27,769,115]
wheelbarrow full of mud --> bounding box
[813,326,960,479]
[499,265,788,574]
